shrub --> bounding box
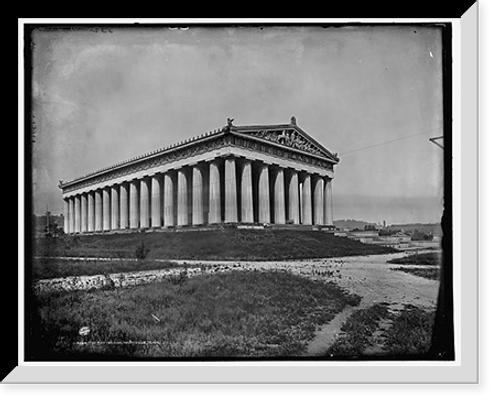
[170,270,188,285]
[135,241,150,260]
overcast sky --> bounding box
[30,25,444,224]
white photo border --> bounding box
[10,10,478,383]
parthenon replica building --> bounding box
[59,117,340,234]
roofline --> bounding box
[60,121,339,190]
[59,127,226,189]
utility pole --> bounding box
[428,135,454,359]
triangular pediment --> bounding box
[232,124,338,162]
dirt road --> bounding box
[171,251,439,309]
[38,251,439,310]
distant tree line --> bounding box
[32,214,64,237]
[410,229,434,241]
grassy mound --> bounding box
[35,229,396,261]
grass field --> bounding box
[382,305,435,356]
[28,270,362,359]
[34,229,396,261]
[386,252,441,281]
[387,252,441,266]
[390,266,440,280]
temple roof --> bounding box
[60,117,339,189]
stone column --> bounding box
[102,187,111,231]
[208,161,221,224]
[111,185,119,230]
[87,192,95,232]
[74,195,81,233]
[129,181,139,229]
[192,165,204,225]
[177,169,189,226]
[63,199,69,234]
[120,183,128,229]
[68,197,74,234]
[288,170,300,225]
[241,160,254,223]
[81,193,88,233]
[324,177,334,225]
[164,172,175,227]
[224,157,238,223]
[273,167,286,224]
[140,178,150,228]
[151,175,162,227]
[257,164,270,223]
[313,176,324,225]
[301,173,312,225]
[95,190,103,232]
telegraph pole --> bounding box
[429,135,454,359]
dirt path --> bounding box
[168,252,439,307]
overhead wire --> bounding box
[339,126,443,156]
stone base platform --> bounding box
[65,223,339,236]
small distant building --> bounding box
[348,230,379,239]
[346,230,411,249]
[332,231,347,237]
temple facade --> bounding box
[59,117,340,234]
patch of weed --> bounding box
[383,304,435,355]
[390,266,440,280]
[387,252,440,266]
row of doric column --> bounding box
[63,157,334,234]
